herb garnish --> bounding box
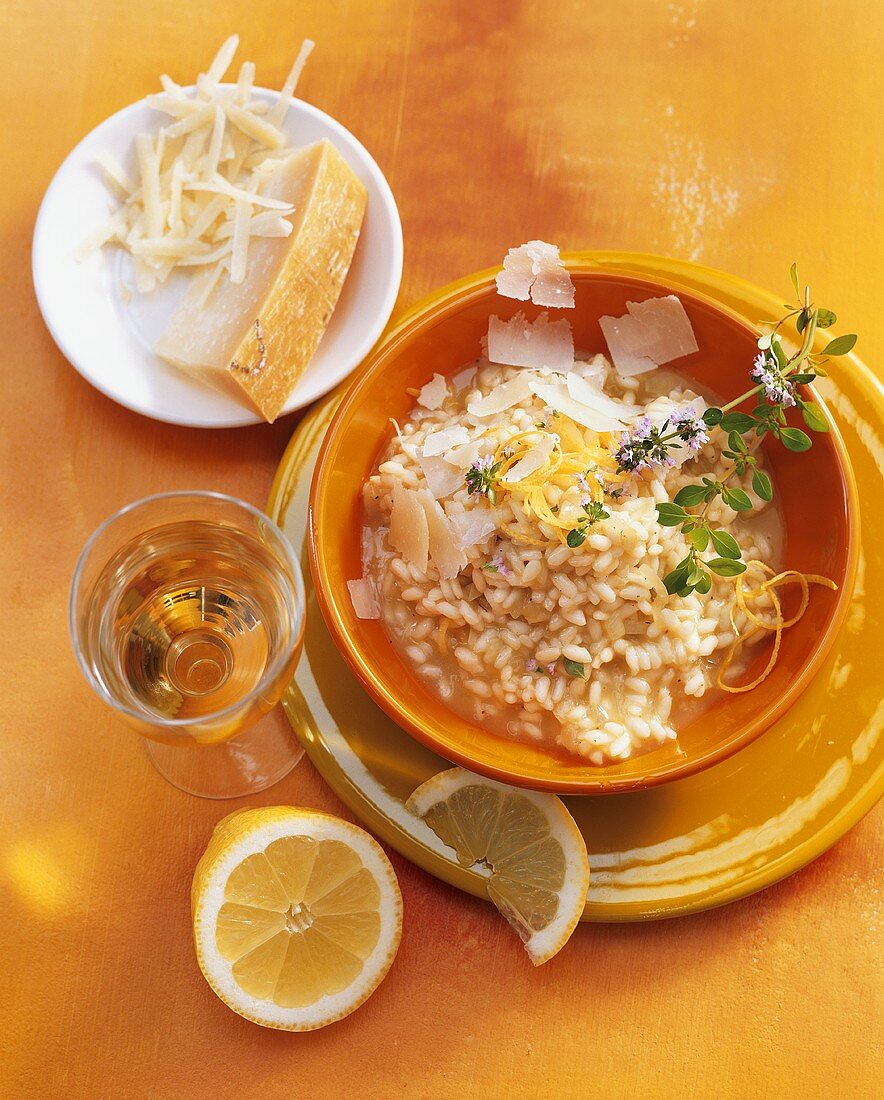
[566,501,610,548]
[465,455,503,504]
[614,267,856,597]
[562,658,587,678]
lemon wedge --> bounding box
[406,769,589,965]
[192,806,402,1030]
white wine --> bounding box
[87,520,299,725]
[71,492,306,797]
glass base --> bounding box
[143,707,304,798]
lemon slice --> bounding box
[406,769,589,965]
[192,806,402,1030]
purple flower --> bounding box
[525,657,538,673]
[751,352,795,408]
[466,454,503,503]
[482,553,511,577]
[671,406,710,451]
[615,417,675,473]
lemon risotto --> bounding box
[359,356,782,764]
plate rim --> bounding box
[31,87,404,429]
[269,251,884,921]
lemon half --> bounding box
[406,769,589,965]
[192,807,402,1030]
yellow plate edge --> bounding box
[269,251,884,922]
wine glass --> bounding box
[70,491,306,798]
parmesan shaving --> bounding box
[236,61,255,104]
[347,578,380,620]
[83,36,314,300]
[417,453,464,499]
[599,295,699,377]
[444,440,482,469]
[417,373,448,410]
[467,372,532,417]
[528,378,625,433]
[487,311,574,372]
[95,151,133,197]
[422,426,470,457]
[206,35,240,84]
[496,240,575,309]
[268,39,316,128]
[451,365,478,392]
[501,434,558,482]
[449,507,498,550]
[565,372,636,422]
[417,491,468,580]
[389,483,430,572]
[230,198,251,284]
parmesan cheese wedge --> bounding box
[154,139,367,421]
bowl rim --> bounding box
[307,259,860,794]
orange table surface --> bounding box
[1,2,882,1097]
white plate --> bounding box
[32,89,403,427]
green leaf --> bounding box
[727,430,748,454]
[752,469,773,501]
[702,407,723,427]
[789,262,800,297]
[686,560,706,586]
[563,658,586,679]
[655,502,687,526]
[801,402,829,433]
[688,527,710,551]
[694,571,712,595]
[780,426,813,452]
[566,528,586,548]
[816,308,837,328]
[821,333,857,356]
[663,562,690,595]
[673,484,708,508]
[710,529,741,559]
[719,411,756,433]
[796,309,810,333]
[707,557,748,577]
[789,372,816,384]
[722,487,753,511]
[771,340,788,370]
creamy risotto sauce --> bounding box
[361,356,782,765]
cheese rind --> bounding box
[155,139,367,421]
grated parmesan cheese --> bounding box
[84,35,315,295]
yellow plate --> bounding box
[269,253,884,921]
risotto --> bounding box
[360,355,782,765]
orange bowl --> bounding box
[308,260,858,793]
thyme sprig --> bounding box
[566,500,610,548]
[465,455,503,505]
[614,266,856,597]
